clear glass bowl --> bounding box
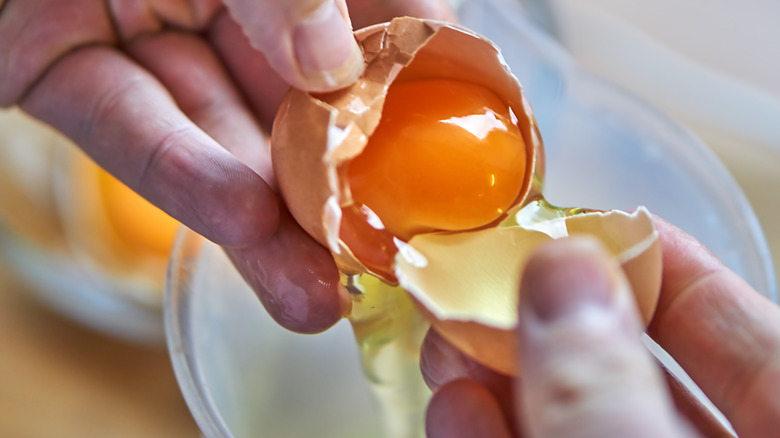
[0,108,173,343]
[166,230,384,438]
[165,1,777,437]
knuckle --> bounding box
[138,127,278,246]
[107,0,223,42]
[0,0,114,106]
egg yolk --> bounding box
[97,169,179,257]
[343,78,527,279]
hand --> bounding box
[0,0,451,333]
[422,218,780,437]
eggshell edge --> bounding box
[397,207,661,376]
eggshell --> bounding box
[271,17,662,377]
[395,207,660,376]
[271,17,544,278]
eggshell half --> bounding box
[271,17,544,278]
[395,207,661,376]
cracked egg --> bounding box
[271,17,661,375]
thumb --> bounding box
[223,0,363,92]
[517,237,694,438]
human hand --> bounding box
[0,0,451,333]
[422,218,780,437]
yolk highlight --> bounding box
[97,169,179,257]
[348,79,527,240]
[342,78,527,279]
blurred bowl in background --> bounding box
[519,0,780,293]
[0,108,178,343]
[165,2,776,437]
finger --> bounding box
[660,363,736,438]
[106,0,222,41]
[125,31,274,183]
[421,328,520,436]
[225,209,350,334]
[125,31,348,333]
[426,378,513,438]
[421,328,516,415]
[648,218,780,438]
[222,0,363,92]
[208,11,289,131]
[207,1,456,130]
[347,0,455,28]
[0,0,114,106]
[518,237,693,438]
[19,45,278,248]
[418,261,725,438]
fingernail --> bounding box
[293,1,363,91]
[521,238,617,321]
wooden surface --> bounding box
[0,260,200,438]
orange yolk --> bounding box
[343,78,527,279]
[97,169,180,257]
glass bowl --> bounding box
[0,108,176,343]
[166,231,383,438]
[165,1,776,437]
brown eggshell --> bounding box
[271,17,544,277]
[271,17,662,377]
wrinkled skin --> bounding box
[0,0,452,333]
[423,219,780,438]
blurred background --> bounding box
[521,0,780,289]
[0,0,778,436]
[0,109,198,436]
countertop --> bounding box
[0,259,199,438]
